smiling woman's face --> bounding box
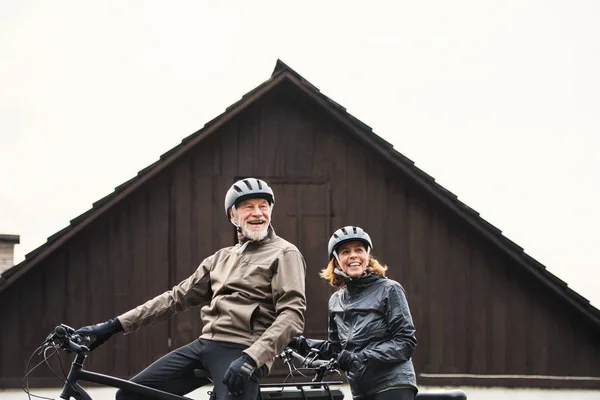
[336,240,368,278]
[230,198,271,241]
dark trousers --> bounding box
[115,338,264,400]
[361,388,416,400]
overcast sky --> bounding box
[1,1,598,307]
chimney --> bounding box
[0,234,20,274]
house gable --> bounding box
[1,60,599,389]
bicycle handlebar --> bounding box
[279,347,337,369]
[277,347,340,384]
[47,324,90,354]
[287,349,331,368]
[46,326,333,370]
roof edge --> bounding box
[276,70,600,330]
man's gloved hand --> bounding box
[75,318,123,351]
[336,350,363,373]
[288,335,310,355]
[223,354,257,396]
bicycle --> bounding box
[270,347,467,400]
[24,324,342,400]
[24,325,466,400]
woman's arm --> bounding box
[360,283,417,363]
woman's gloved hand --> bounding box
[336,350,364,373]
[75,318,123,350]
[287,335,310,355]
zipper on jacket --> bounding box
[342,290,356,351]
[209,298,219,338]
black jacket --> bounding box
[308,274,417,397]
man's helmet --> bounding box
[328,226,373,260]
[224,178,275,218]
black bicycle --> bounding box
[24,325,344,400]
[271,347,467,400]
[24,325,466,400]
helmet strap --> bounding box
[229,208,243,233]
[333,250,341,265]
[333,267,350,279]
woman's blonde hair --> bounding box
[319,255,388,288]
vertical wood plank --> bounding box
[489,255,507,373]
[0,284,20,378]
[146,171,170,357]
[467,243,488,374]
[127,189,150,373]
[170,157,195,349]
[110,203,132,378]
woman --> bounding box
[291,226,417,400]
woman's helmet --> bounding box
[224,178,275,218]
[327,226,373,260]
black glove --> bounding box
[223,354,257,396]
[336,350,363,373]
[288,335,310,355]
[75,318,123,351]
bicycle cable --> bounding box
[23,344,59,400]
[23,340,77,400]
[43,345,71,387]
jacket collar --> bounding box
[346,273,382,291]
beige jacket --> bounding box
[118,228,307,370]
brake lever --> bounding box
[59,324,76,335]
[303,352,320,368]
[40,332,56,346]
[52,325,91,354]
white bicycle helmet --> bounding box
[224,178,275,218]
[328,226,373,260]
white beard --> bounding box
[231,206,272,242]
[241,222,269,241]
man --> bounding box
[76,178,307,400]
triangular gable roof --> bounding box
[1,60,599,331]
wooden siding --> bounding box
[1,84,599,389]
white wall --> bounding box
[3,385,600,400]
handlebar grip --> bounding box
[54,325,89,353]
[286,348,333,369]
[66,339,84,353]
[307,359,330,368]
[55,325,67,338]
[289,350,307,364]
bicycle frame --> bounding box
[59,351,342,400]
[59,353,192,400]
[41,326,466,400]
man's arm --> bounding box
[117,256,214,333]
[244,249,307,367]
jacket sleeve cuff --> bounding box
[243,342,271,368]
[115,313,134,334]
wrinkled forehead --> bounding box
[336,240,366,252]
